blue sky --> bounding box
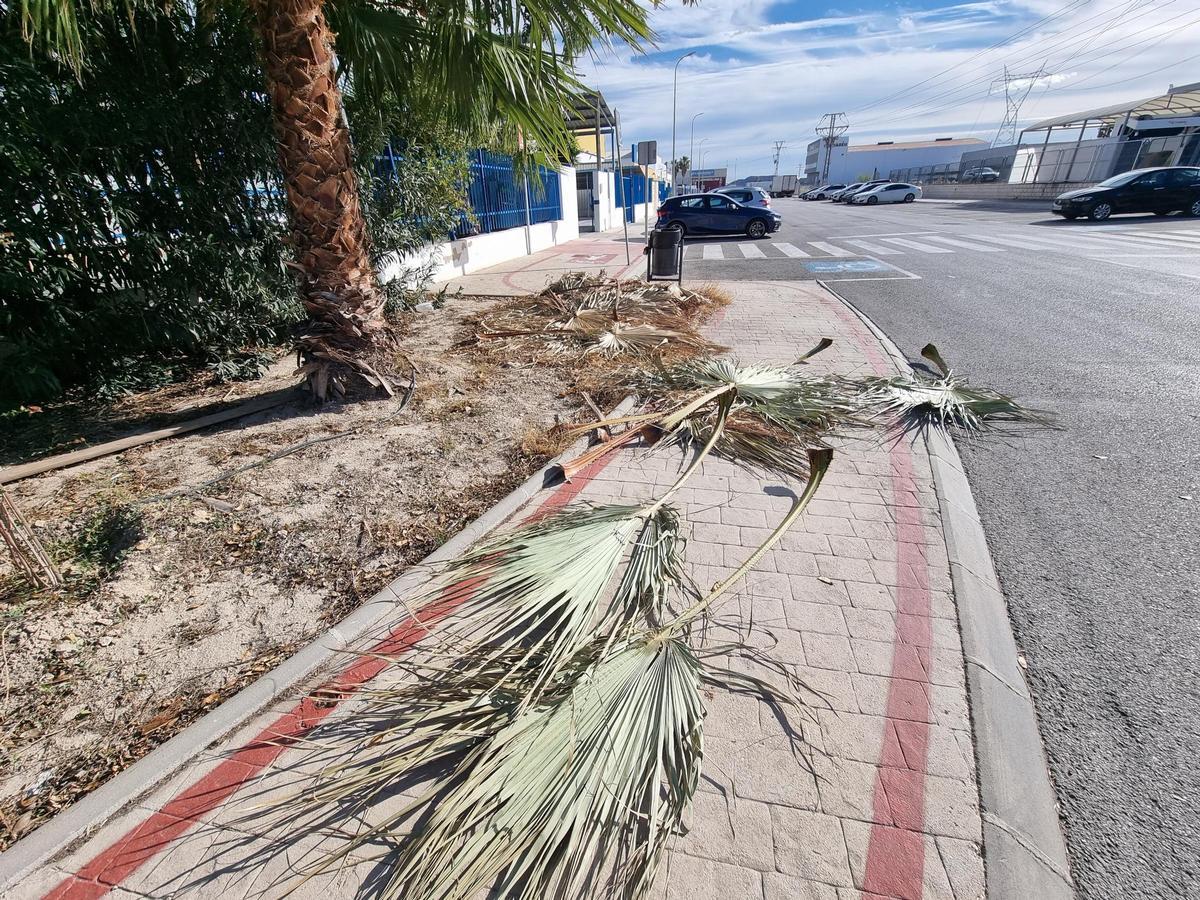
[576,0,1200,177]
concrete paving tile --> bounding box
[827,536,874,559]
[659,852,765,900]
[673,793,776,872]
[816,709,890,765]
[845,581,898,611]
[843,607,897,642]
[783,600,849,636]
[762,872,840,900]
[802,514,858,536]
[816,555,877,583]
[770,807,854,887]
[788,575,852,607]
[851,673,932,723]
[792,665,858,714]
[813,754,890,825]
[774,551,819,577]
[842,819,957,900]
[801,632,856,672]
[934,836,986,900]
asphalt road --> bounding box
[678,197,1200,899]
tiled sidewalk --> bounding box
[10,240,984,900]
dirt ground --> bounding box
[0,289,652,848]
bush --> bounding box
[0,9,299,409]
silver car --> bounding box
[711,186,773,210]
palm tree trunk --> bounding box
[253,0,394,399]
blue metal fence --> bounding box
[374,147,562,241]
[454,150,561,239]
[621,173,656,223]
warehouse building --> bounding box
[804,135,986,184]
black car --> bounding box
[655,193,782,238]
[832,180,887,203]
[1052,167,1200,221]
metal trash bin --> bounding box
[646,227,684,283]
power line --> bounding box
[848,0,1092,116]
[850,0,1195,131]
[850,0,1184,128]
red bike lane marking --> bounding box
[43,456,617,899]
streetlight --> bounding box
[698,138,710,172]
[689,113,704,191]
[671,51,696,195]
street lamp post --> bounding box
[671,51,695,196]
[689,113,704,191]
[698,138,710,173]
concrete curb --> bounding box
[0,399,634,891]
[817,281,1074,900]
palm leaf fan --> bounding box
[855,343,1056,438]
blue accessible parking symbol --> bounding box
[802,259,889,274]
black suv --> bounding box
[1052,167,1200,221]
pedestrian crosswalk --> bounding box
[682,227,1200,262]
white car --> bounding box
[851,182,922,205]
[711,186,772,210]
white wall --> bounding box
[380,166,579,284]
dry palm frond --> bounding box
[364,636,705,900]
[470,273,728,361]
[856,343,1056,439]
[292,449,832,900]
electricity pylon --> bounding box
[815,113,849,183]
[992,65,1045,147]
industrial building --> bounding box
[944,81,1200,186]
[804,135,986,185]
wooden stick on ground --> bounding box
[0,489,61,588]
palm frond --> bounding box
[853,344,1055,439]
[370,636,703,900]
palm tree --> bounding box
[13,0,652,397]
[673,155,691,182]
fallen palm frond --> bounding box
[556,352,859,480]
[286,449,831,900]
[855,343,1056,439]
[278,333,1052,900]
[465,273,729,361]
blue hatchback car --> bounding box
[655,193,782,238]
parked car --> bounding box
[803,183,845,200]
[851,182,923,204]
[1051,166,1200,221]
[832,180,888,203]
[655,193,782,238]
[961,167,1001,183]
[712,186,772,209]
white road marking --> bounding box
[922,235,1005,252]
[1106,231,1200,246]
[1099,230,1200,248]
[881,237,954,254]
[701,243,722,260]
[737,242,767,259]
[1074,231,1200,250]
[809,242,854,257]
[773,242,811,258]
[844,239,902,255]
[966,233,1108,252]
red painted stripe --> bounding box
[860,445,933,900]
[816,293,937,900]
[43,451,618,899]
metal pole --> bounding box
[671,52,695,197]
[614,110,631,263]
[1065,119,1089,183]
[689,113,703,191]
[1031,127,1052,184]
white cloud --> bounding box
[577,0,1200,177]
